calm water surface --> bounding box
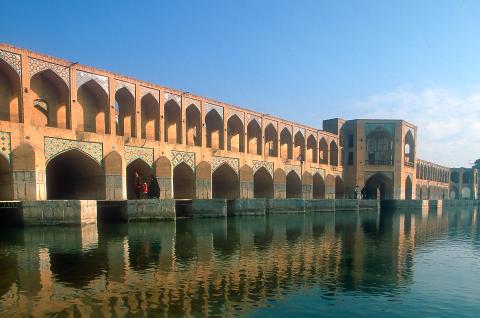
[0,208,479,317]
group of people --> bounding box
[134,173,160,199]
[354,186,369,199]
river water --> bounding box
[0,208,479,317]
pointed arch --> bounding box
[306,134,318,163]
[227,114,244,152]
[186,103,201,146]
[247,119,262,155]
[196,161,212,199]
[313,173,325,199]
[280,127,293,160]
[76,79,109,133]
[294,131,305,161]
[364,173,393,200]
[127,158,154,199]
[264,123,278,157]
[212,163,239,199]
[115,87,135,137]
[335,176,345,199]
[319,137,329,164]
[329,140,338,166]
[254,166,274,198]
[164,99,182,144]
[206,109,224,150]
[405,176,412,200]
[141,93,160,140]
[173,162,196,199]
[286,170,302,198]
[0,58,21,122]
[0,154,13,200]
[404,130,415,164]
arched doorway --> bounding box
[186,104,201,146]
[405,176,412,199]
[286,171,301,198]
[115,87,135,137]
[0,155,13,200]
[46,150,105,199]
[247,119,262,155]
[141,94,159,140]
[313,173,325,199]
[212,164,239,199]
[254,167,274,198]
[206,110,224,150]
[227,115,244,152]
[173,163,196,199]
[30,69,69,128]
[404,131,415,164]
[306,135,317,163]
[0,59,21,122]
[126,159,153,199]
[196,161,211,199]
[335,176,345,199]
[164,99,181,144]
[364,173,393,200]
[76,80,109,133]
[280,128,293,160]
[264,123,278,157]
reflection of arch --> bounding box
[212,164,239,199]
[405,176,412,200]
[329,140,338,166]
[126,158,154,199]
[335,176,345,199]
[141,94,160,140]
[264,123,278,157]
[247,119,262,155]
[404,130,415,164]
[319,138,329,164]
[164,99,182,144]
[206,110,224,150]
[286,171,302,198]
[47,149,106,199]
[76,80,109,133]
[173,162,196,199]
[0,58,21,122]
[227,114,244,152]
[0,154,13,200]
[30,69,69,128]
[293,131,305,161]
[364,173,393,200]
[280,128,293,160]
[306,135,317,163]
[115,87,135,137]
[254,167,273,198]
[313,173,325,199]
[186,104,201,146]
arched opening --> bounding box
[294,131,305,161]
[405,176,412,200]
[46,150,105,199]
[286,171,301,198]
[76,80,109,133]
[313,173,325,199]
[196,161,211,199]
[364,173,393,200]
[253,167,273,198]
[240,165,253,199]
[329,141,338,166]
[115,87,135,137]
[206,110,224,150]
[335,176,345,199]
[247,119,262,155]
[227,115,244,152]
[126,159,154,199]
[264,123,278,157]
[141,94,159,140]
[462,171,473,184]
[319,137,329,164]
[164,99,181,144]
[366,126,393,165]
[30,69,69,128]
[280,128,293,160]
[104,151,123,200]
[173,163,196,199]
[461,187,471,199]
[450,171,459,183]
[306,135,317,163]
[404,131,415,164]
[0,155,13,200]
[0,59,21,122]
[212,164,239,199]
[186,104,201,146]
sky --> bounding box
[1,0,479,167]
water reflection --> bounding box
[0,207,478,317]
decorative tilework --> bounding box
[140,86,159,102]
[293,126,305,138]
[246,114,262,127]
[44,137,103,164]
[253,160,273,177]
[0,49,21,75]
[28,58,70,87]
[164,92,181,106]
[76,70,109,96]
[171,150,195,171]
[185,98,201,111]
[124,145,154,167]
[226,108,244,123]
[285,164,301,178]
[205,103,224,119]
[212,156,239,175]
[311,167,325,178]
[0,131,11,163]
[115,80,135,97]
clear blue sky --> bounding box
[1,0,480,165]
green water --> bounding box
[0,208,479,317]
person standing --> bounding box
[134,172,142,199]
[148,175,160,198]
